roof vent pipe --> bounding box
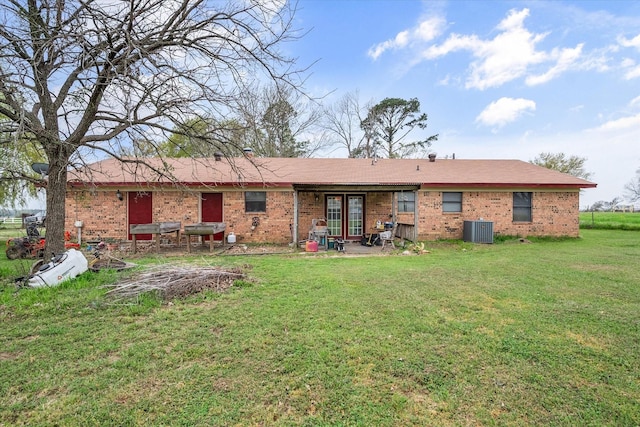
[243,147,254,158]
[214,152,223,161]
[428,153,436,162]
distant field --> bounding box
[580,211,640,230]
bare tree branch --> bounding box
[0,0,307,253]
[624,168,640,202]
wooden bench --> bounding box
[129,222,181,254]
[183,222,226,253]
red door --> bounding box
[201,193,223,241]
[128,192,153,240]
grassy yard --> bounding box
[1,230,639,426]
[580,211,640,230]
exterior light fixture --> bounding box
[116,189,123,201]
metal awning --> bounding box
[293,184,420,192]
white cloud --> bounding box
[423,33,481,59]
[415,17,446,41]
[368,31,411,60]
[618,33,640,49]
[630,95,640,108]
[367,15,446,60]
[475,97,536,129]
[526,44,584,85]
[589,113,640,132]
[619,58,640,79]
[624,64,640,80]
[406,8,589,90]
[621,58,635,67]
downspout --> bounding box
[392,191,397,225]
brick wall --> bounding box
[417,190,580,240]
[298,192,325,241]
[66,188,294,244]
[223,190,294,243]
[65,189,130,241]
[365,192,394,230]
[66,187,581,244]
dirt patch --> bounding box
[220,244,296,256]
[106,242,295,257]
[0,352,20,361]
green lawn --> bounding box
[580,211,640,230]
[1,230,639,426]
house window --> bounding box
[245,191,266,213]
[442,192,462,213]
[513,192,532,222]
[397,192,415,213]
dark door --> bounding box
[128,192,153,240]
[201,193,224,241]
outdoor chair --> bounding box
[380,223,398,250]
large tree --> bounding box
[321,90,373,158]
[237,84,323,158]
[122,118,248,158]
[0,0,303,253]
[530,152,593,180]
[624,167,640,202]
[360,97,438,159]
[156,118,242,158]
[0,123,46,206]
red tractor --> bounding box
[5,226,79,260]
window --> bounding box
[397,192,415,213]
[513,192,532,222]
[442,192,462,213]
[245,191,266,212]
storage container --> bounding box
[328,238,335,249]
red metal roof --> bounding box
[67,157,597,189]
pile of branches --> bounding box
[102,265,246,301]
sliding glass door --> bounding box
[347,196,363,238]
[326,194,364,239]
[327,195,343,237]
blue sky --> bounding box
[290,0,640,208]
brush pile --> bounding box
[103,265,246,301]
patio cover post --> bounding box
[293,189,298,245]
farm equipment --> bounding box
[87,250,132,272]
[28,249,88,287]
[5,226,80,260]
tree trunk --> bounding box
[44,157,68,257]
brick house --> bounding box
[65,155,596,244]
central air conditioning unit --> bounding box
[463,220,494,244]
